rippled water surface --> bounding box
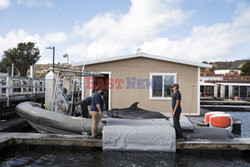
[1,145,250,167]
[227,112,250,137]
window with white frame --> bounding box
[150,73,177,99]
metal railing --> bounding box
[0,76,45,106]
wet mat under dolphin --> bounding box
[103,119,176,152]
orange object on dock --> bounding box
[210,114,232,128]
[204,112,224,123]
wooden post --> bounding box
[0,78,2,95]
[229,85,233,99]
[220,85,225,98]
[81,65,85,100]
[37,79,40,93]
[42,80,45,92]
[21,79,24,93]
[33,79,36,94]
[11,64,14,77]
[214,84,218,98]
[6,76,11,107]
[27,78,30,94]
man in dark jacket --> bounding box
[172,84,184,142]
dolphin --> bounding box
[102,102,169,120]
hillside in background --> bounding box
[33,63,81,77]
[35,63,81,71]
[211,59,249,70]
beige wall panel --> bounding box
[84,57,198,114]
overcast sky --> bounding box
[0,0,250,64]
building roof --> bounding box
[200,83,216,86]
[224,75,250,78]
[206,80,250,84]
[217,82,250,86]
[72,52,212,68]
[200,74,224,77]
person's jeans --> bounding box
[90,111,100,137]
[173,110,184,139]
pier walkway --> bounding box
[1,133,250,151]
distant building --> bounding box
[214,70,241,75]
[200,69,250,99]
[203,81,250,99]
[224,74,250,81]
[200,74,224,83]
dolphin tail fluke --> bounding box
[129,102,139,109]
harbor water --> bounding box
[0,111,250,167]
[227,112,250,138]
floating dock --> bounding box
[200,104,250,111]
[1,133,250,151]
[200,100,250,105]
[0,117,28,132]
[200,100,250,111]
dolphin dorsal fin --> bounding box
[129,102,139,109]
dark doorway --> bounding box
[200,86,204,96]
[225,86,229,98]
[233,86,239,97]
[240,86,247,98]
[93,74,110,110]
[218,85,221,97]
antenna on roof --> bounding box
[136,48,142,53]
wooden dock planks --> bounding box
[0,133,102,149]
[177,138,250,150]
[0,132,250,151]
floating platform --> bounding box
[200,100,250,105]
[0,117,28,132]
[200,100,250,111]
[1,133,250,151]
[200,104,250,111]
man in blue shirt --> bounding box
[172,84,184,141]
[90,89,104,137]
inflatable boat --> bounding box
[16,102,234,139]
[16,102,104,135]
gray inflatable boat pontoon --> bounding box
[16,102,104,134]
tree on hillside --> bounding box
[241,61,250,75]
[1,42,41,76]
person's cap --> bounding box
[171,84,179,89]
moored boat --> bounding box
[16,101,104,135]
[16,101,234,140]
